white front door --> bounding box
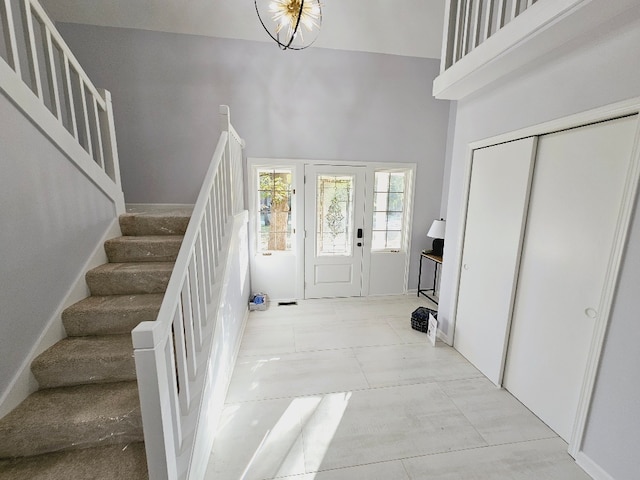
[304,165,366,298]
[503,115,638,442]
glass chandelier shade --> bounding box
[255,0,322,50]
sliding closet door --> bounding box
[454,138,537,385]
[503,115,638,442]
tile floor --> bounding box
[206,295,591,479]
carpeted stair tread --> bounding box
[32,335,135,389]
[86,262,174,295]
[105,235,183,263]
[0,382,142,458]
[0,442,148,480]
[62,294,163,336]
[119,210,191,236]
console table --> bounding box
[417,252,442,304]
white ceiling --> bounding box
[41,0,446,59]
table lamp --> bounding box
[427,219,446,256]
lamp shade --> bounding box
[427,219,446,239]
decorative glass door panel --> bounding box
[316,175,354,256]
[305,165,366,298]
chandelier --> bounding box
[255,0,323,50]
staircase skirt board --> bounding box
[0,211,189,478]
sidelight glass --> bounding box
[372,171,406,251]
[257,168,292,252]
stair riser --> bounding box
[120,215,189,236]
[32,356,136,389]
[63,312,158,337]
[104,242,180,263]
[105,240,181,263]
[0,422,144,458]
[62,294,163,337]
[0,383,143,458]
[86,269,171,295]
[0,443,148,479]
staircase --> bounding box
[0,210,191,479]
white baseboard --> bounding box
[576,451,615,480]
[0,218,122,418]
[437,328,453,346]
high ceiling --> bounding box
[41,0,446,59]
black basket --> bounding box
[411,307,437,333]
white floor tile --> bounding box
[226,349,370,403]
[294,319,404,351]
[206,398,307,480]
[277,460,410,479]
[301,383,487,472]
[439,377,557,445]
[385,316,431,344]
[401,438,592,479]
[354,343,483,388]
[239,326,297,356]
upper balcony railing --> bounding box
[441,0,540,73]
[0,0,123,209]
[434,0,640,100]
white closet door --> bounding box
[504,115,638,442]
[454,137,537,385]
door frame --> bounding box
[448,98,640,458]
[248,158,416,300]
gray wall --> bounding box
[439,16,640,479]
[55,23,451,289]
[0,92,116,398]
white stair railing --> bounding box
[0,0,123,209]
[441,0,540,71]
[133,106,246,480]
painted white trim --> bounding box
[437,327,453,346]
[569,114,640,458]
[247,159,304,301]
[434,0,640,99]
[575,452,615,480]
[446,96,640,460]
[249,157,416,171]
[187,304,249,480]
[0,217,122,418]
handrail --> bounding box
[0,0,122,194]
[133,106,245,479]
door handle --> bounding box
[357,228,363,239]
